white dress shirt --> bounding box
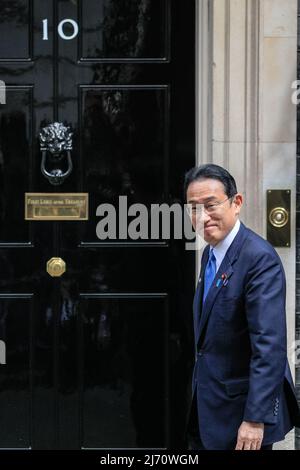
[210,219,241,272]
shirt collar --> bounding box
[210,219,241,271]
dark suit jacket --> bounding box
[191,221,300,450]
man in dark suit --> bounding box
[185,164,300,450]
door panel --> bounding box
[0,0,195,449]
[0,87,33,244]
[80,85,168,243]
[0,296,32,448]
[80,0,169,61]
[79,296,167,449]
[0,0,32,60]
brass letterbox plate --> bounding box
[25,193,89,221]
[267,190,290,247]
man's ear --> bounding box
[233,194,243,214]
[235,194,243,206]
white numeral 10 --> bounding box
[43,19,79,41]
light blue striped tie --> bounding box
[203,249,216,303]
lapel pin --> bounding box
[216,273,229,287]
[222,273,229,286]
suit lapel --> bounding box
[196,222,249,345]
[197,257,233,342]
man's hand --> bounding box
[235,421,264,450]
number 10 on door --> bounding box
[43,19,79,41]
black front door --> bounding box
[0,0,195,449]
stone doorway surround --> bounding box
[196,0,298,450]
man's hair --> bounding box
[184,164,238,201]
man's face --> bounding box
[186,178,243,246]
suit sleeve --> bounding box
[243,249,287,425]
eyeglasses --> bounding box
[186,196,235,217]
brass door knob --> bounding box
[47,257,66,277]
[269,207,289,228]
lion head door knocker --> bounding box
[39,122,73,186]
